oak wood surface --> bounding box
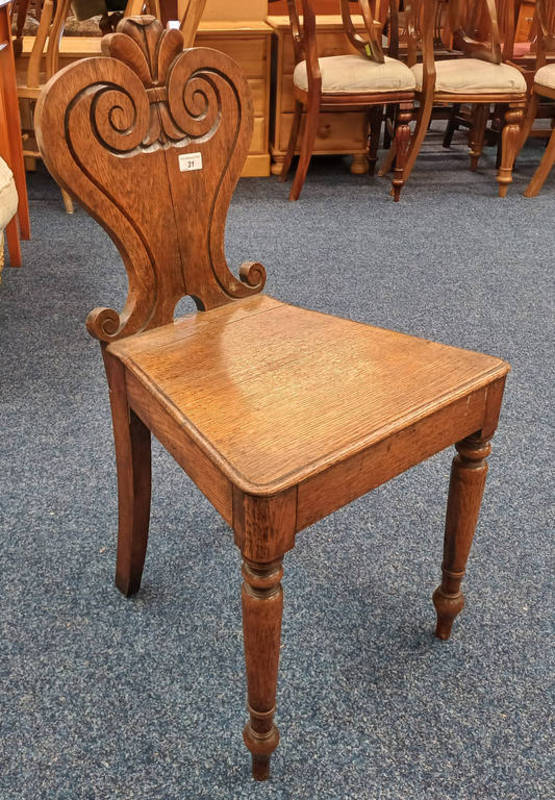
[36,16,511,780]
[109,294,508,494]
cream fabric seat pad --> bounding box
[0,158,18,230]
[293,54,416,94]
[411,58,527,94]
[535,64,555,92]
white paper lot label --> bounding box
[179,152,203,172]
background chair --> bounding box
[0,0,29,268]
[398,0,527,195]
[0,157,19,278]
[36,14,510,781]
[280,0,416,201]
[519,0,555,195]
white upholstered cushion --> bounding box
[0,158,18,230]
[535,64,555,92]
[293,54,416,94]
[411,58,527,94]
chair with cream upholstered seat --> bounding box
[518,0,555,196]
[280,0,416,201]
[393,0,528,195]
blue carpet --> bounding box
[0,130,553,799]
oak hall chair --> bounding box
[518,0,555,195]
[36,15,510,780]
[280,0,416,201]
[399,0,528,195]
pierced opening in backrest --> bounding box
[174,295,200,319]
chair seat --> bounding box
[535,63,555,92]
[108,295,508,495]
[0,158,18,230]
[293,54,416,95]
[411,58,527,94]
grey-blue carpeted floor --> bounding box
[1,131,553,800]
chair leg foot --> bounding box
[434,434,492,639]
[497,102,525,197]
[241,557,283,780]
[251,753,271,781]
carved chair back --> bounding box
[406,0,504,84]
[35,16,265,344]
[534,0,555,67]
[17,0,72,90]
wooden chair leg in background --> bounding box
[280,100,303,183]
[518,92,539,153]
[103,351,152,597]
[469,104,490,171]
[4,215,22,267]
[433,433,492,640]
[289,93,320,201]
[391,102,413,201]
[241,556,283,780]
[402,95,434,185]
[367,105,383,176]
[443,102,461,148]
[497,101,525,197]
[378,138,397,177]
[524,118,555,197]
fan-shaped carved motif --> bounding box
[35,15,266,342]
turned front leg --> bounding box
[433,434,492,640]
[242,557,283,780]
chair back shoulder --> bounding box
[35,15,265,343]
[406,0,503,65]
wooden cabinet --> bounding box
[196,20,273,176]
[266,15,371,176]
[17,19,273,177]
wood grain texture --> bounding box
[109,295,509,495]
[36,18,512,779]
[103,349,152,596]
[35,16,266,343]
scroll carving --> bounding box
[36,16,266,343]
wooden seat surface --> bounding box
[108,295,509,494]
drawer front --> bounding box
[278,111,368,153]
[249,78,268,116]
[197,35,267,78]
[250,116,267,153]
